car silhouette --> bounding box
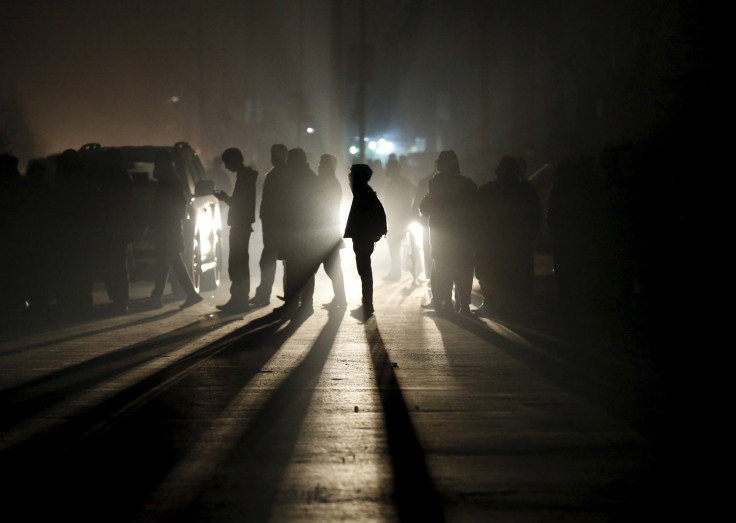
[38,142,224,294]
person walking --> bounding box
[343,163,387,321]
[146,149,203,310]
[214,147,258,314]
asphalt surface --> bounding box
[0,252,676,522]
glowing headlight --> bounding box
[408,221,423,239]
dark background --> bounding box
[1,0,713,179]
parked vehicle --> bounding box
[38,142,223,293]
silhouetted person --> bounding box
[95,148,134,314]
[419,150,477,315]
[413,168,434,283]
[21,160,54,314]
[146,149,203,310]
[251,143,288,306]
[316,153,347,310]
[344,163,387,320]
[53,149,95,315]
[382,156,416,281]
[0,153,26,316]
[215,147,258,313]
[273,147,320,318]
[475,155,543,317]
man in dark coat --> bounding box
[344,163,387,320]
[382,155,416,281]
[475,155,543,317]
[273,147,320,318]
[316,153,347,310]
[96,148,135,314]
[215,147,258,313]
[419,150,477,315]
[251,143,288,306]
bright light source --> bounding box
[409,221,423,240]
[349,145,359,155]
[368,141,377,150]
[376,139,394,156]
[170,96,180,103]
[306,127,315,134]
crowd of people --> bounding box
[1,148,140,319]
[1,138,665,327]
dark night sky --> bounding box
[2,0,711,175]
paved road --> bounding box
[0,255,672,522]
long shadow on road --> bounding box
[363,317,445,523]
[427,309,671,520]
[0,312,259,431]
[166,308,347,522]
[0,310,314,522]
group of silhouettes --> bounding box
[1,138,658,326]
[0,144,545,324]
[210,144,386,322]
[211,145,549,322]
[1,148,140,318]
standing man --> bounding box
[419,150,478,316]
[343,164,387,321]
[382,155,416,281]
[316,153,347,310]
[476,155,543,317]
[251,143,288,306]
[215,147,258,314]
[274,147,320,318]
[97,148,135,314]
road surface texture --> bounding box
[0,253,675,522]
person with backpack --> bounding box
[343,163,387,320]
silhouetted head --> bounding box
[385,157,400,178]
[436,150,459,175]
[287,147,307,167]
[0,153,20,177]
[55,149,81,178]
[495,155,520,182]
[349,163,372,186]
[271,144,288,167]
[221,147,244,171]
[318,153,337,176]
